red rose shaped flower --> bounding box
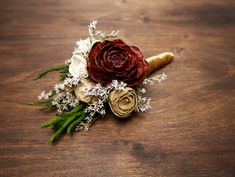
[87,39,149,87]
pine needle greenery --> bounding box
[34,65,69,81]
[41,103,87,144]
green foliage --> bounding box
[33,65,69,81]
[41,103,88,144]
[29,99,54,112]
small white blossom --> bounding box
[64,77,80,86]
[103,30,119,39]
[84,117,93,123]
[111,80,127,91]
[38,90,46,100]
[100,109,106,115]
[95,30,105,38]
[136,95,151,112]
[152,73,167,82]
[143,73,167,85]
[84,125,90,131]
[88,20,97,37]
[110,30,119,37]
[138,88,146,93]
[65,58,71,64]
[88,20,118,40]
[38,90,52,100]
[54,83,65,93]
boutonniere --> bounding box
[32,20,174,143]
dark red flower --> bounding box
[87,39,149,87]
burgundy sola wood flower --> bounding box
[87,39,149,87]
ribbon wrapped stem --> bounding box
[146,52,174,76]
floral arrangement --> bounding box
[33,20,174,143]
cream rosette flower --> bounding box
[69,54,88,79]
[108,87,137,118]
[74,79,96,103]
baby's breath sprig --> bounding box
[135,73,167,112]
[88,20,119,41]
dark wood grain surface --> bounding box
[0,0,235,176]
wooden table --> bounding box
[0,0,234,176]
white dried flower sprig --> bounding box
[136,95,152,112]
[38,90,53,100]
[88,20,119,40]
[38,76,81,113]
[142,73,167,85]
[83,80,127,117]
[135,73,167,112]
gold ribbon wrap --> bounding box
[146,52,174,76]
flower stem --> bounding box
[146,52,174,76]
